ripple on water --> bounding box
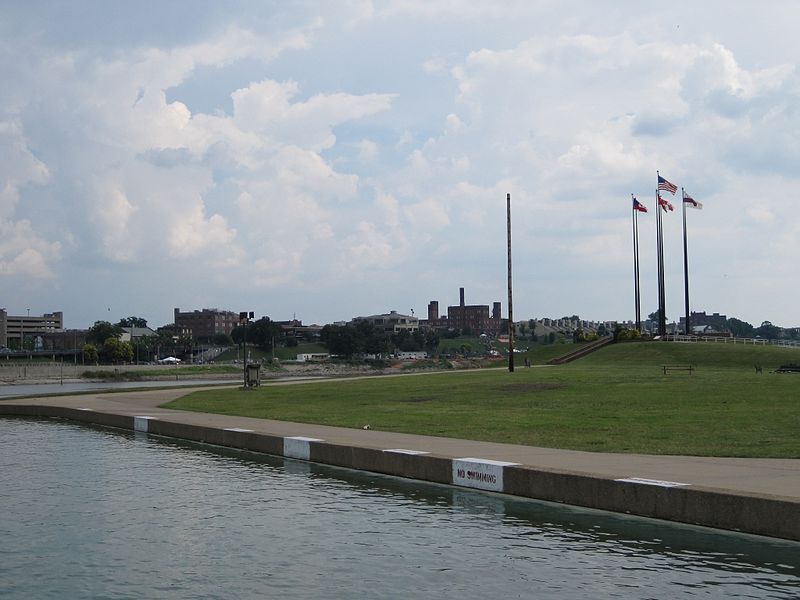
[1,418,799,600]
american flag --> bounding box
[633,198,648,213]
[657,174,677,195]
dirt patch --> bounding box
[497,383,565,393]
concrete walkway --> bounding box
[2,386,799,541]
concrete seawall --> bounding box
[2,401,798,542]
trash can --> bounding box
[245,363,261,387]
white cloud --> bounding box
[232,79,393,150]
[3,3,800,328]
[0,220,61,279]
[356,139,378,161]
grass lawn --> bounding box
[163,340,800,458]
[82,364,242,380]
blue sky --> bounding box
[2,1,799,329]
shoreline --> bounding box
[2,387,798,543]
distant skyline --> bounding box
[2,1,799,329]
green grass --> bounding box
[163,340,800,458]
[82,365,241,380]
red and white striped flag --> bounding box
[658,174,677,195]
[683,193,703,210]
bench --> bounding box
[663,364,694,375]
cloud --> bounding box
[3,3,800,328]
[232,79,394,150]
[0,220,61,279]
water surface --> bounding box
[1,418,797,599]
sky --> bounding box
[2,1,799,330]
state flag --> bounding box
[683,194,703,209]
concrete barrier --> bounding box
[1,404,797,542]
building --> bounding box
[120,326,158,343]
[173,307,238,340]
[0,309,64,348]
[351,311,419,334]
[445,287,503,335]
[679,311,728,334]
[420,288,504,335]
[276,319,323,342]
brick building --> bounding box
[173,307,238,341]
[421,288,503,335]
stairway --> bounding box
[546,335,614,365]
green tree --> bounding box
[116,316,148,328]
[354,322,389,355]
[423,329,440,354]
[103,337,133,364]
[754,321,782,340]
[212,333,234,346]
[726,317,754,338]
[82,343,99,364]
[232,317,282,350]
[320,324,363,357]
[87,321,123,346]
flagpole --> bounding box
[682,188,690,336]
[631,194,641,331]
[656,172,666,336]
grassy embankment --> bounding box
[164,341,800,457]
[82,364,242,380]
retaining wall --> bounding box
[1,404,797,542]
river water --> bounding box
[1,418,798,599]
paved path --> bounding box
[5,385,799,502]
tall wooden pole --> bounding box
[507,192,514,372]
[681,188,690,335]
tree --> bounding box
[212,333,234,346]
[726,317,754,338]
[103,337,133,364]
[528,319,537,339]
[232,317,282,350]
[754,321,782,340]
[423,329,440,354]
[355,322,389,355]
[321,324,362,357]
[647,309,666,323]
[117,316,148,328]
[82,343,98,364]
[87,321,123,346]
